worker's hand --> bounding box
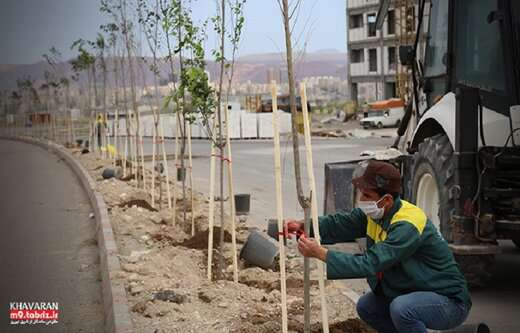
[297,236,328,262]
[284,219,304,239]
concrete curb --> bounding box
[2,136,134,333]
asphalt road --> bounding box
[143,136,392,226]
[466,240,520,332]
[0,140,104,332]
[148,136,520,332]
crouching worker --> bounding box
[285,160,471,333]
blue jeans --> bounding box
[356,291,469,333]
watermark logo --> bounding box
[9,302,59,325]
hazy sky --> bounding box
[0,0,346,65]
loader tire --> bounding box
[412,133,454,241]
[513,238,520,249]
[412,133,493,288]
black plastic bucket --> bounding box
[177,167,186,181]
[443,323,490,333]
[102,167,123,180]
[234,194,251,215]
[267,219,286,245]
[239,230,279,270]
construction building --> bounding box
[346,0,427,104]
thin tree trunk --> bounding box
[120,52,130,177]
[112,50,121,166]
[162,0,183,225]
[138,59,149,192]
[216,0,226,280]
[149,0,163,208]
[92,61,99,110]
[281,0,308,209]
[151,78,161,208]
[280,1,311,331]
[101,53,108,158]
[175,0,188,227]
[120,0,142,187]
[160,120,172,209]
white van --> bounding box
[359,98,405,129]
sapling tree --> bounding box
[71,40,99,109]
[94,34,108,114]
[42,47,67,141]
[276,1,317,330]
[138,0,171,207]
[101,21,128,167]
[16,77,41,115]
[276,0,309,211]
[163,0,216,225]
[208,0,246,278]
[101,0,143,186]
[71,40,99,148]
[75,35,109,152]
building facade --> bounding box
[346,0,425,104]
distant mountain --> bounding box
[314,48,342,53]
[0,51,347,91]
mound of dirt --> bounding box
[118,199,158,212]
[174,227,232,249]
[239,267,316,294]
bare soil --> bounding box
[72,149,373,333]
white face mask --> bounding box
[357,195,388,220]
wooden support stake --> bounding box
[113,109,119,167]
[68,111,72,145]
[105,113,110,159]
[70,116,76,143]
[127,113,133,176]
[100,114,105,158]
[187,124,196,236]
[151,124,157,208]
[224,103,239,283]
[171,115,180,225]
[207,120,217,280]
[48,113,52,140]
[106,123,111,159]
[271,81,289,333]
[300,81,329,333]
[123,132,128,177]
[160,120,172,209]
[132,114,138,186]
[52,111,57,142]
[140,132,146,191]
[89,112,94,153]
[128,115,135,177]
[130,133,135,179]
[303,206,311,333]
[94,113,98,155]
